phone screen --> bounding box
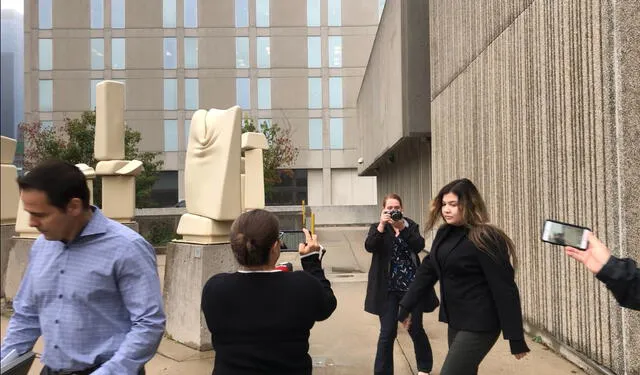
[541,220,589,250]
[279,230,306,252]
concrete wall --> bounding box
[428,0,639,374]
[356,0,430,176]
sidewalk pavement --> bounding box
[1,226,586,374]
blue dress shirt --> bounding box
[1,207,166,374]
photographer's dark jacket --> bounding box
[399,224,529,354]
[201,253,336,375]
[597,256,640,310]
[364,217,428,315]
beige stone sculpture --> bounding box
[241,132,268,211]
[75,163,96,205]
[0,137,19,225]
[94,80,143,222]
[176,107,242,244]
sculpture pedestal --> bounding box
[0,224,16,299]
[4,237,35,301]
[163,241,238,350]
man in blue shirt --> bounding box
[1,160,166,374]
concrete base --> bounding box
[4,237,35,301]
[122,221,139,233]
[0,224,16,299]
[163,241,238,351]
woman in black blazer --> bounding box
[398,179,530,375]
[365,193,434,375]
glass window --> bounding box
[328,36,342,68]
[378,0,385,21]
[164,79,178,110]
[111,0,125,28]
[164,38,177,69]
[329,77,342,108]
[330,118,343,149]
[257,37,270,69]
[236,78,250,109]
[91,0,104,29]
[184,37,198,69]
[256,0,269,27]
[39,0,52,29]
[184,119,191,148]
[90,79,100,109]
[235,0,249,27]
[236,37,249,68]
[307,37,321,68]
[41,121,54,131]
[308,78,321,109]
[163,0,176,28]
[307,0,320,26]
[164,120,178,152]
[112,38,126,69]
[258,119,271,129]
[184,0,197,28]
[185,78,199,110]
[39,80,53,112]
[91,38,104,70]
[39,39,52,71]
[258,78,271,110]
[328,0,341,26]
[308,119,322,150]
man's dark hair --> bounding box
[17,160,90,210]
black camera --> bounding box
[385,210,403,221]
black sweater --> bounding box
[597,256,640,310]
[201,253,337,375]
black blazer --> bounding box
[364,218,427,315]
[400,224,527,346]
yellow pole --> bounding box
[311,213,315,235]
[301,200,306,228]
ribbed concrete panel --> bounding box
[430,1,638,373]
[429,0,533,99]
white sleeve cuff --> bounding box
[300,245,325,259]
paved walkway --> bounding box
[2,227,587,374]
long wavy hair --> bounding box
[426,178,518,269]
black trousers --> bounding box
[41,365,145,375]
[374,291,433,375]
[439,327,500,375]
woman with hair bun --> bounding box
[201,209,337,375]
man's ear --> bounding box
[66,198,85,216]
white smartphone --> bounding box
[541,219,590,250]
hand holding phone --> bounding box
[565,232,612,274]
[541,219,590,250]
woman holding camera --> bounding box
[398,178,529,375]
[365,193,434,375]
[201,209,337,375]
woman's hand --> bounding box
[298,228,321,255]
[513,352,528,360]
[401,313,412,330]
[378,209,392,232]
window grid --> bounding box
[39,80,53,112]
[235,0,249,27]
[328,0,341,26]
[257,37,270,69]
[184,0,198,28]
[164,38,177,69]
[185,78,199,110]
[328,36,342,68]
[308,78,322,109]
[111,0,125,28]
[307,37,321,68]
[41,121,54,131]
[236,78,250,109]
[236,37,249,68]
[329,77,342,108]
[184,119,191,149]
[91,0,104,29]
[39,0,52,29]
[308,119,323,150]
[184,38,198,69]
[307,0,320,26]
[90,79,101,109]
[256,0,270,27]
[164,120,178,152]
[164,79,178,110]
[330,118,343,149]
[91,38,104,70]
[112,38,126,70]
[39,39,52,71]
[163,0,176,28]
[258,78,271,110]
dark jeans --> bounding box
[374,291,433,375]
[439,327,500,375]
[41,365,145,375]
